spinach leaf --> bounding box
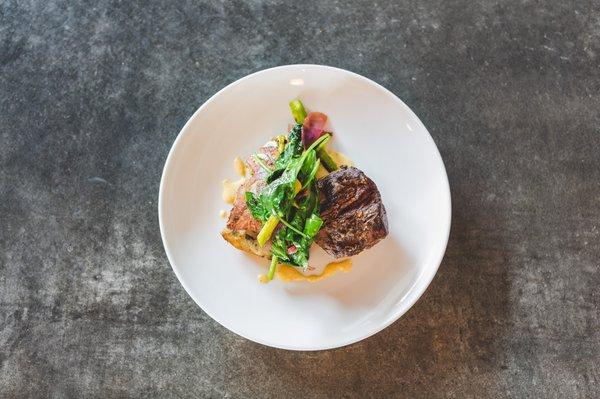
[304,213,323,238]
[245,192,270,222]
[267,123,303,184]
[271,229,291,263]
[260,155,306,217]
[298,148,316,183]
[276,185,323,269]
[278,123,303,167]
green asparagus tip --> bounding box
[289,99,307,124]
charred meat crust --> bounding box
[315,166,388,258]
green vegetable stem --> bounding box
[257,215,279,247]
[289,99,307,124]
[316,138,338,172]
[267,255,278,280]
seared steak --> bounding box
[315,166,388,258]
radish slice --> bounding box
[302,112,328,148]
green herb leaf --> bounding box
[298,148,316,183]
[245,192,270,222]
[268,123,303,183]
[304,214,323,238]
[271,230,290,262]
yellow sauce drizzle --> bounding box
[222,178,244,204]
[233,156,246,177]
[222,157,248,205]
[276,259,352,283]
[329,150,354,167]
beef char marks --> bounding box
[315,166,388,258]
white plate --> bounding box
[159,65,451,350]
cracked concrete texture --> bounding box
[1,0,599,397]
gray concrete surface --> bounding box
[1,1,599,397]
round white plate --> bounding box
[159,65,451,350]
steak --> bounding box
[315,166,388,258]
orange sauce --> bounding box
[275,259,352,283]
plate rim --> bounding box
[158,64,452,351]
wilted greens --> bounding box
[245,99,337,280]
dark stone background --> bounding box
[1,1,598,397]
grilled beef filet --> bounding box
[315,166,388,258]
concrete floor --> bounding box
[1,1,598,397]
